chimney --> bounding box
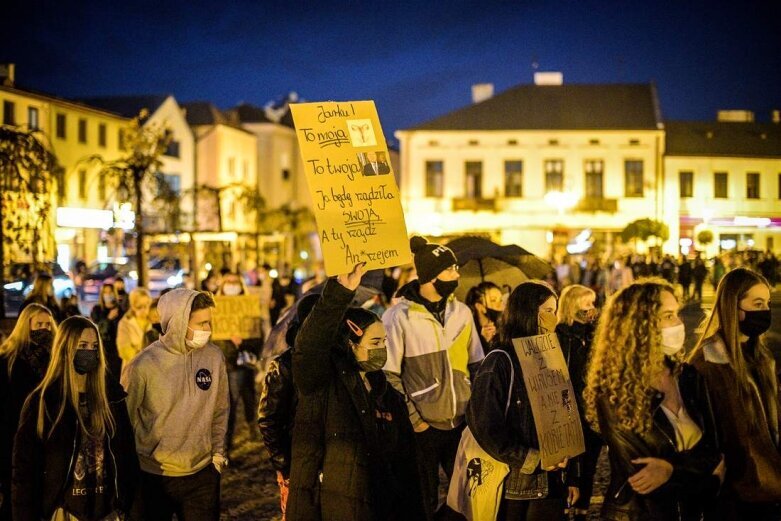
[534,71,563,86]
[716,110,754,123]
[471,83,494,104]
[0,63,15,86]
[773,110,780,124]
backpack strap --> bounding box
[484,349,515,418]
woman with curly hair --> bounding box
[584,278,723,521]
[688,268,781,520]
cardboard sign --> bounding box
[290,101,412,276]
[512,333,585,468]
[212,295,262,341]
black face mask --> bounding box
[484,308,502,324]
[30,329,54,349]
[73,349,99,375]
[739,309,771,338]
[433,278,458,299]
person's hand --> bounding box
[414,421,430,433]
[567,487,580,510]
[543,456,568,471]
[481,323,496,342]
[713,454,726,485]
[108,308,119,320]
[231,335,243,347]
[337,263,366,291]
[629,457,673,494]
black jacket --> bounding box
[11,378,140,521]
[258,347,296,477]
[90,305,123,378]
[287,279,425,521]
[555,321,594,408]
[466,345,573,500]
[596,364,721,521]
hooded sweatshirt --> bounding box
[121,288,229,477]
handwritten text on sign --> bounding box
[290,101,412,276]
[512,333,585,468]
[212,295,262,341]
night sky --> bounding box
[3,0,780,138]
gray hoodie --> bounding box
[122,288,229,477]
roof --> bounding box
[665,121,781,158]
[182,101,228,126]
[77,95,170,119]
[230,103,272,124]
[406,83,662,131]
[0,84,128,119]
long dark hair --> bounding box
[337,307,381,347]
[497,281,557,347]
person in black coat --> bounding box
[584,279,724,521]
[286,264,425,521]
[0,304,56,521]
[12,316,139,521]
[90,283,123,379]
[18,273,63,323]
[555,285,602,521]
[467,281,579,521]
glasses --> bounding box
[444,264,460,273]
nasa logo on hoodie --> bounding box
[195,368,212,390]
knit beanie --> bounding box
[410,236,458,283]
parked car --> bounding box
[81,257,184,300]
[2,262,76,317]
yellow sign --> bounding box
[290,101,412,276]
[212,295,262,341]
[512,333,585,468]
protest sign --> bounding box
[290,101,412,275]
[212,295,262,341]
[512,333,585,468]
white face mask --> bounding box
[661,323,685,356]
[222,284,242,296]
[186,327,211,349]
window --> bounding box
[228,157,235,178]
[507,139,518,145]
[425,161,443,197]
[468,140,479,146]
[746,172,760,199]
[56,113,66,138]
[589,139,600,145]
[118,128,125,149]
[465,161,483,198]
[282,169,290,181]
[504,160,523,197]
[164,140,180,158]
[544,159,564,192]
[629,139,640,146]
[163,174,181,194]
[98,123,107,147]
[78,118,87,144]
[548,139,559,146]
[78,170,87,200]
[679,171,693,198]
[243,160,249,181]
[2,100,14,125]
[98,173,106,200]
[778,173,781,199]
[584,160,604,198]
[714,172,728,199]
[28,107,39,130]
[624,160,644,197]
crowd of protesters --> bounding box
[0,239,778,521]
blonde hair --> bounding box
[32,316,115,440]
[688,268,774,423]
[0,304,55,375]
[584,278,674,434]
[129,287,151,308]
[557,285,596,326]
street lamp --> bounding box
[544,190,579,215]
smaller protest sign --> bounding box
[212,295,262,341]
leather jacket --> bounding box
[597,364,721,521]
[258,348,296,478]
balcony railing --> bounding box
[452,197,498,212]
[575,197,618,213]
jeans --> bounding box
[134,466,220,521]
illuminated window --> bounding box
[584,160,604,198]
[465,161,483,198]
[28,106,38,130]
[746,172,760,199]
[504,160,523,197]
[679,171,693,198]
[425,161,443,197]
[544,159,564,192]
[624,160,644,197]
[714,172,728,198]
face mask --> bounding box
[356,347,388,373]
[30,329,54,348]
[661,323,686,356]
[433,278,458,299]
[538,311,558,334]
[186,327,211,349]
[104,296,115,305]
[484,308,502,324]
[739,309,771,338]
[575,308,598,324]
[222,285,242,296]
[73,349,99,375]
